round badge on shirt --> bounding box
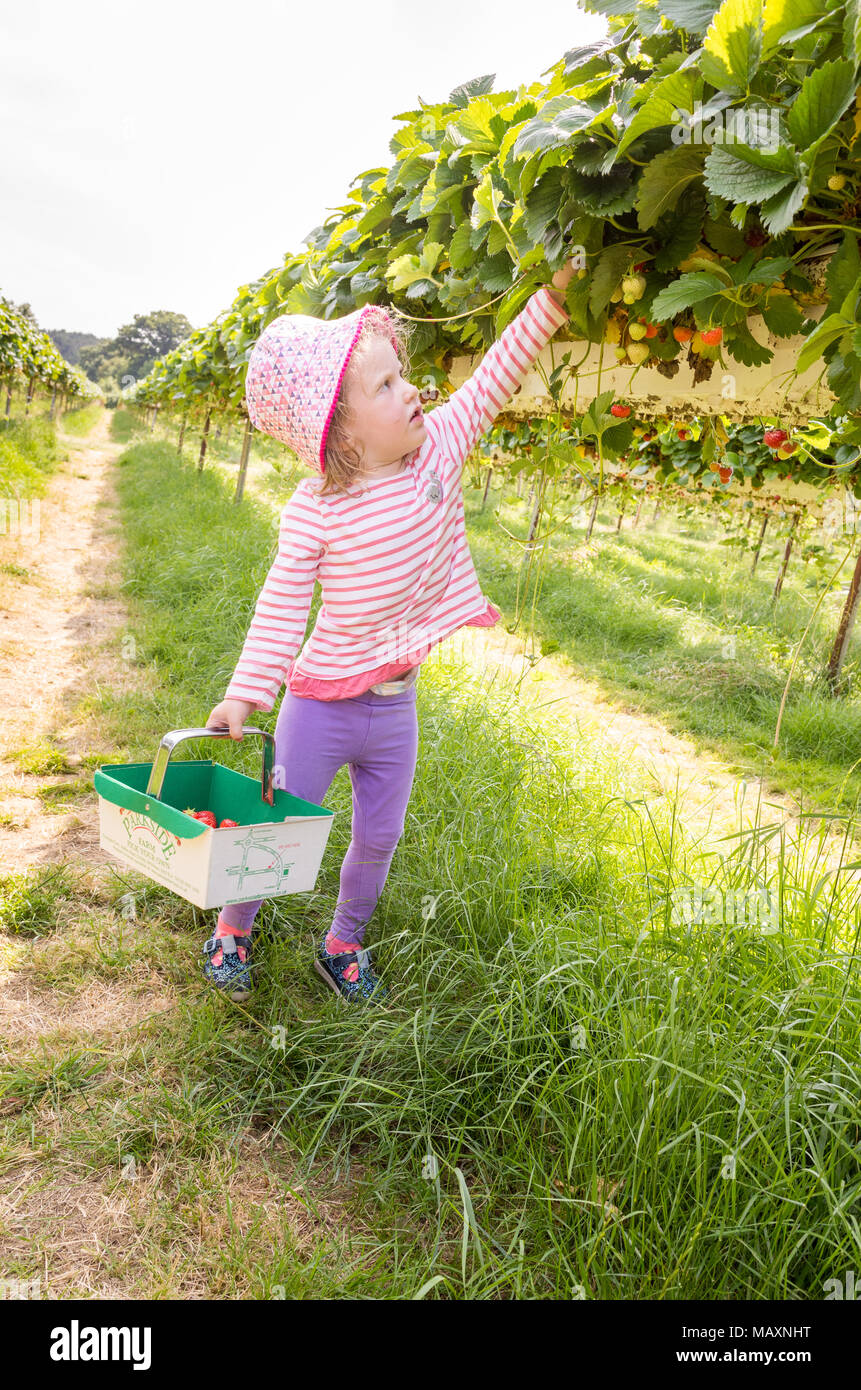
[425,473,443,505]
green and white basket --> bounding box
[94,726,335,909]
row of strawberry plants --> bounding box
[134,0,861,483]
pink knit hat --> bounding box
[244,303,401,475]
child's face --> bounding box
[343,338,427,473]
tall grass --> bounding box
[0,418,60,499]
[61,400,102,436]
[49,435,857,1298]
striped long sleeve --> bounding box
[224,483,326,712]
[430,285,570,470]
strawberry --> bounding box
[195,810,217,828]
[673,326,693,343]
[718,466,733,483]
[219,818,239,828]
[677,428,691,441]
[643,323,658,339]
[701,327,723,345]
[763,428,788,448]
[610,403,631,418]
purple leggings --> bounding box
[218,681,419,945]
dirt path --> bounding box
[0,409,137,871]
[0,413,359,1297]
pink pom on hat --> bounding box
[244,303,401,476]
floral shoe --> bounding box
[202,930,253,1002]
[312,932,388,1004]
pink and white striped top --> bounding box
[224,285,570,708]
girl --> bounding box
[204,260,575,1004]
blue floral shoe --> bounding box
[202,930,253,1002]
[313,932,389,1004]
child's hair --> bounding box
[317,310,414,498]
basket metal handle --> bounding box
[145,726,275,806]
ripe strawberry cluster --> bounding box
[608,406,735,483]
[762,428,796,459]
[183,807,238,828]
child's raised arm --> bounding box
[427,268,573,469]
[222,483,327,713]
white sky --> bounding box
[1,0,607,339]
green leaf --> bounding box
[654,193,707,271]
[760,177,808,235]
[762,0,833,59]
[478,252,515,293]
[523,169,566,244]
[826,234,861,309]
[795,313,854,376]
[448,75,496,108]
[650,272,730,318]
[636,146,706,229]
[700,0,765,93]
[703,144,797,204]
[589,243,631,317]
[448,219,475,271]
[617,71,700,157]
[760,291,804,336]
[726,322,772,365]
[513,97,614,158]
[786,60,857,154]
[659,1,722,34]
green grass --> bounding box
[11,739,76,775]
[3,437,855,1298]
[110,408,143,444]
[465,480,861,815]
[61,401,102,436]
[0,418,60,500]
[0,863,79,936]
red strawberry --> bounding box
[195,810,217,828]
[763,428,788,448]
[701,327,723,345]
[677,428,691,440]
[718,466,733,483]
[219,818,239,828]
[610,403,631,418]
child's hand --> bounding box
[548,257,576,305]
[206,698,255,741]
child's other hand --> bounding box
[206,698,255,741]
